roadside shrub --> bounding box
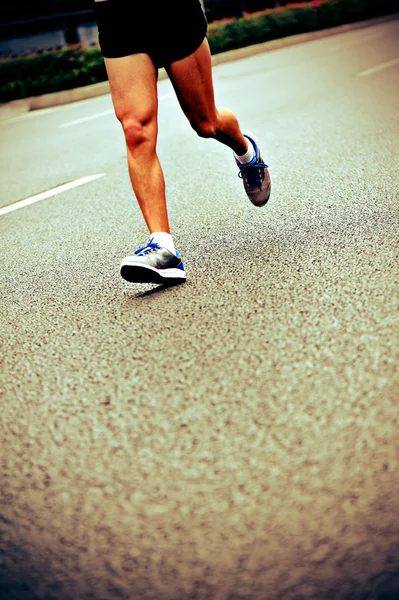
[207,0,396,54]
[314,1,342,28]
[294,6,319,32]
[0,46,106,102]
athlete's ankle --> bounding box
[150,232,176,255]
[234,131,256,165]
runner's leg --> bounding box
[105,54,170,234]
[165,38,248,155]
[166,36,271,207]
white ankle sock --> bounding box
[150,232,176,255]
[234,138,255,165]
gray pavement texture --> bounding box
[1,19,399,600]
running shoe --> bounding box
[120,239,186,284]
[236,132,271,207]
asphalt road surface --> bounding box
[1,19,398,600]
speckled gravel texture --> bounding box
[1,20,398,600]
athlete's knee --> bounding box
[118,111,156,149]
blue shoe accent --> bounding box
[236,136,268,187]
[174,251,185,271]
[236,132,271,207]
[134,239,160,256]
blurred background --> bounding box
[0,1,333,55]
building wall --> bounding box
[0,11,99,55]
[0,30,67,54]
[76,23,99,48]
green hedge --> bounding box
[206,0,397,53]
[0,0,396,103]
[0,46,106,103]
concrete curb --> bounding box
[29,80,111,110]
[0,12,397,122]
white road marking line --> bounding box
[58,91,175,128]
[0,95,115,128]
[0,174,105,217]
[357,57,399,77]
[59,109,114,128]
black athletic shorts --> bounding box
[93,0,208,67]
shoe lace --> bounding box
[238,159,269,190]
[134,239,160,256]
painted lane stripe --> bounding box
[59,109,114,128]
[0,174,105,217]
[357,57,399,77]
[58,92,175,128]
